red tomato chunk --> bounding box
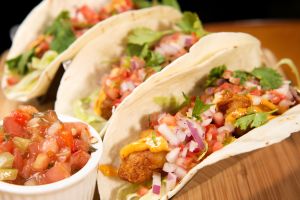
[0,106,92,185]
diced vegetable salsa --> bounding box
[0,105,93,185]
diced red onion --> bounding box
[176,130,186,143]
[213,112,224,126]
[216,78,226,86]
[187,121,204,150]
[120,81,135,93]
[217,124,234,134]
[252,95,262,105]
[158,124,180,146]
[189,141,199,152]
[166,173,177,192]
[180,146,188,158]
[163,162,177,173]
[201,118,212,127]
[152,172,161,195]
[166,147,181,163]
[175,166,187,179]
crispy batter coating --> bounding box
[118,151,167,183]
[217,92,251,114]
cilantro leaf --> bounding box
[45,11,76,53]
[235,112,268,130]
[126,44,149,58]
[180,92,191,108]
[192,97,211,120]
[145,51,165,69]
[161,0,180,10]
[251,67,283,90]
[127,28,171,47]
[6,49,35,75]
[233,70,249,85]
[176,12,206,37]
[205,65,227,87]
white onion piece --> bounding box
[41,138,59,153]
[158,124,180,146]
[189,141,198,152]
[163,163,177,173]
[213,112,224,126]
[218,124,234,134]
[152,172,161,195]
[166,148,180,163]
[180,147,188,158]
[201,118,212,127]
[252,95,262,105]
[47,121,62,136]
[27,118,41,128]
[175,166,187,179]
[120,81,135,93]
[176,130,186,142]
[166,173,177,192]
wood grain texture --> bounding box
[1,20,300,200]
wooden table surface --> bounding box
[1,20,300,200]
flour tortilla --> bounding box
[2,1,177,101]
[55,30,262,121]
[97,34,300,199]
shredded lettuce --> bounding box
[30,50,58,70]
[73,91,107,132]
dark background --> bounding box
[1,0,300,53]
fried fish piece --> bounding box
[118,150,167,183]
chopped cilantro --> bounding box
[180,92,191,108]
[235,112,268,130]
[192,96,211,120]
[6,49,35,75]
[176,12,206,37]
[125,44,149,58]
[233,70,250,84]
[205,65,227,87]
[127,28,172,47]
[251,67,283,90]
[45,11,76,53]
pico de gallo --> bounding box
[74,12,205,130]
[99,65,300,198]
[5,0,180,92]
[0,105,95,185]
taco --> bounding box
[54,8,209,131]
[2,0,179,101]
[97,33,300,199]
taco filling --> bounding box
[99,65,300,198]
[73,12,205,130]
[5,0,179,92]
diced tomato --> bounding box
[79,5,99,24]
[212,141,223,152]
[73,139,89,152]
[250,88,263,96]
[6,76,19,86]
[205,124,218,141]
[270,91,285,104]
[21,158,35,179]
[137,186,149,197]
[0,140,14,153]
[28,142,40,158]
[13,148,24,172]
[56,131,74,151]
[70,150,90,172]
[11,110,31,126]
[159,114,177,126]
[3,117,27,138]
[45,162,71,184]
[64,122,89,137]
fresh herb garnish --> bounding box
[151,131,157,146]
[6,49,35,75]
[45,11,76,53]
[205,65,227,87]
[233,70,249,84]
[176,12,206,37]
[192,96,211,120]
[235,109,277,130]
[251,67,283,90]
[180,92,191,108]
